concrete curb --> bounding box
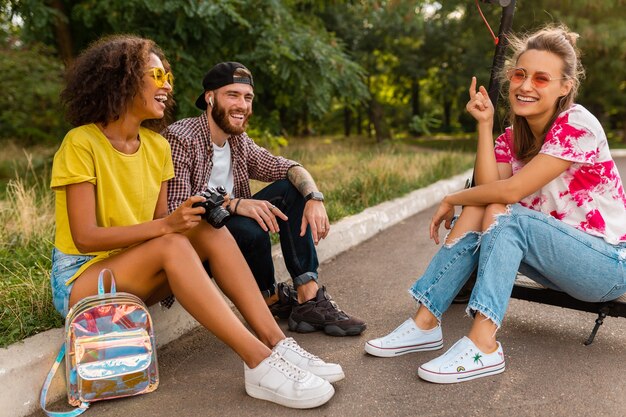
[0,169,472,417]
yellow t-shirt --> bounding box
[51,124,175,284]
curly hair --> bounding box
[61,34,173,130]
[500,24,585,162]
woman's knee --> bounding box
[481,203,509,231]
[447,206,485,238]
[458,205,486,224]
[152,233,196,258]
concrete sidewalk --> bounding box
[31,156,626,417]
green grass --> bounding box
[0,136,474,348]
[270,137,474,222]
[1,156,61,347]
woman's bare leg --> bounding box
[413,205,487,330]
[185,222,285,348]
[69,233,271,368]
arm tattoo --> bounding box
[287,166,318,196]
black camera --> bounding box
[192,186,231,229]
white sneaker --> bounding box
[418,336,505,384]
[244,352,334,409]
[273,337,345,382]
[364,318,443,358]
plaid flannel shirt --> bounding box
[158,112,299,308]
[162,112,300,214]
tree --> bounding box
[2,0,369,137]
[316,0,428,141]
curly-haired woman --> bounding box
[50,35,339,408]
[365,25,626,383]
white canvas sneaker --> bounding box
[418,336,505,384]
[273,337,345,382]
[364,318,443,358]
[244,351,334,409]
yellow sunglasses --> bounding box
[146,67,174,89]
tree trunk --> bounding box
[49,0,74,65]
[279,107,289,135]
[442,97,452,133]
[343,106,352,137]
[356,108,362,136]
[411,77,420,116]
[300,107,311,136]
[369,98,391,143]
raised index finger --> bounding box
[468,76,477,100]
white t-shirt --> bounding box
[208,141,235,196]
[494,104,626,244]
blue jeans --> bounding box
[50,248,96,316]
[410,204,626,328]
[216,179,319,296]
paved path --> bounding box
[35,158,626,417]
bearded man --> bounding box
[163,62,366,337]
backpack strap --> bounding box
[40,343,89,417]
[97,268,117,295]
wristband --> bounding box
[233,198,243,215]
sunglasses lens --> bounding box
[509,69,526,83]
[532,74,551,88]
[155,68,166,87]
[148,68,173,89]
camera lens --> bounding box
[207,207,231,229]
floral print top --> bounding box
[494,104,626,244]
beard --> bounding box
[211,97,251,135]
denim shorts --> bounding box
[50,248,95,316]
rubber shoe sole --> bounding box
[288,317,366,336]
[364,339,443,357]
[245,381,335,409]
[418,362,506,384]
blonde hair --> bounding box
[503,24,585,162]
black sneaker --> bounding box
[269,282,297,319]
[288,286,366,336]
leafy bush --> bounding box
[409,112,442,136]
[0,43,68,145]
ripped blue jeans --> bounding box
[409,204,626,328]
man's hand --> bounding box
[301,200,330,245]
[430,198,455,245]
[235,199,288,233]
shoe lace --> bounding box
[278,283,297,305]
[449,347,474,367]
[269,352,308,381]
[282,337,321,361]
[388,321,415,342]
[317,290,350,320]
